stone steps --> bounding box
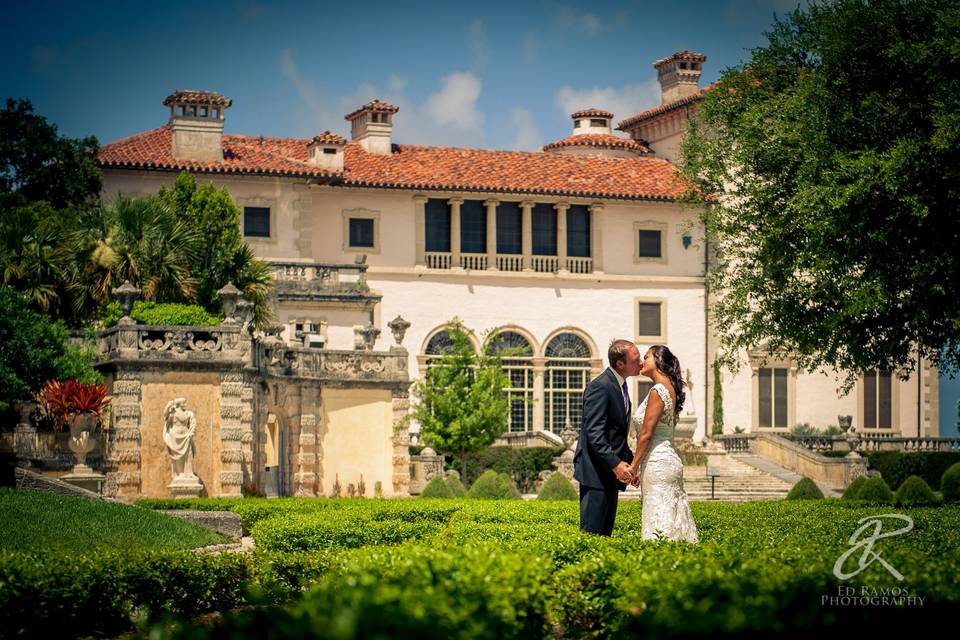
[621,454,796,502]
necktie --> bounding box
[621,380,629,416]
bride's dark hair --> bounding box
[649,345,685,418]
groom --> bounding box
[573,339,641,535]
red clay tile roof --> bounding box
[163,90,232,108]
[617,83,717,130]
[571,108,614,119]
[542,134,652,154]
[653,50,706,68]
[344,99,400,120]
[312,131,346,145]
[98,126,686,200]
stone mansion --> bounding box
[93,50,945,497]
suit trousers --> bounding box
[579,484,619,536]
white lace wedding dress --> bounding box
[633,383,699,543]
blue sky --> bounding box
[4,0,804,151]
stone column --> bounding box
[533,356,546,432]
[391,391,411,496]
[106,372,143,499]
[219,372,246,498]
[448,197,463,270]
[294,384,321,497]
[555,202,569,274]
[589,203,604,273]
[521,200,533,272]
[413,195,427,266]
[484,199,498,270]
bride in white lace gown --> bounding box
[629,345,699,543]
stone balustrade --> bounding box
[255,341,408,385]
[98,323,251,366]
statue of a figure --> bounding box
[163,398,198,479]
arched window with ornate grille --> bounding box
[424,329,456,363]
[545,332,592,434]
[486,330,534,432]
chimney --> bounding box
[164,89,232,162]
[653,51,706,104]
[307,131,346,172]
[570,108,614,136]
[344,99,399,155]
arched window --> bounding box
[486,330,534,433]
[545,332,592,434]
[424,329,457,366]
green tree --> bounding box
[711,359,724,436]
[0,98,101,209]
[410,321,510,485]
[680,0,960,387]
[0,287,68,411]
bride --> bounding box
[629,345,699,543]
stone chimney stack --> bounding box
[344,99,399,155]
[653,51,706,104]
[164,89,232,162]
[307,131,346,172]
[570,108,614,136]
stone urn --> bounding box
[67,412,99,474]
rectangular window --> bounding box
[532,203,557,255]
[496,202,522,254]
[460,200,486,254]
[348,218,374,248]
[425,198,451,252]
[864,371,893,429]
[638,302,661,337]
[758,367,789,428]
[590,118,606,127]
[638,229,662,258]
[243,207,270,238]
[567,205,591,257]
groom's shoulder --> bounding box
[587,368,611,391]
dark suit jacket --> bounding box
[573,367,634,491]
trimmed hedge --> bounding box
[421,476,454,498]
[862,451,960,490]
[447,475,467,497]
[467,470,519,500]
[894,475,940,507]
[841,476,868,500]
[103,300,223,328]
[942,462,960,503]
[858,476,895,504]
[452,446,564,492]
[786,477,824,500]
[537,473,578,501]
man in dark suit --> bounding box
[573,339,641,535]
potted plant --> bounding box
[37,379,111,473]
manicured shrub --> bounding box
[452,446,565,492]
[941,462,960,503]
[467,470,518,500]
[857,476,894,504]
[841,476,867,500]
[103,300,222,328]
[894,475,939,507]
[862,451,960,490]
[786,477,823,500]
[420,476,454,498]
[446,475,467,497]
[499,472,522,498]
[537,473,578,501]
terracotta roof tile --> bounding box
[163,90,232,108]
[98,127,686,201]
[542,134,651,154]
[312,131,346,145]
[653,50,706,68]
[571,108,614,119]
[617,83,717,130]
[344,99,400,120]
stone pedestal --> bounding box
[169,473,204,498]
[62,470,106,494]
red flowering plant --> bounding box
[37,379,111,431]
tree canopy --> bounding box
[680,0,960,386]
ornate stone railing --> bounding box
[459,253,487,270]
[716,433,756,453]
[255,341,408,385]
[98,323,251,365]
[425,252,452,269]
[785,434,960,453]
[269,260,372,299]
[531,256,559,273]
[496,254,523,271]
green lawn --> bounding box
[0,487,229,554]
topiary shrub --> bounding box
[499,472,522,498]
[103,300,222,328]
[537,473,577,501]
[841,476,867,500]
[894,475,939,507]
[420,476,453,499]
[786,477,823,500]
[467,470,518,500]
[942,462,960,503]
[858,476,894,504]
[446,475,467,497]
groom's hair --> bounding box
[608,339,634,370]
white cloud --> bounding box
[554,78,662,124]
[510,107,544,151]
[279,48,334,127]
[521,30,541,64]
[466,19,492,69]
[423,72,484,133]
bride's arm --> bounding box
[630,389,664,474]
